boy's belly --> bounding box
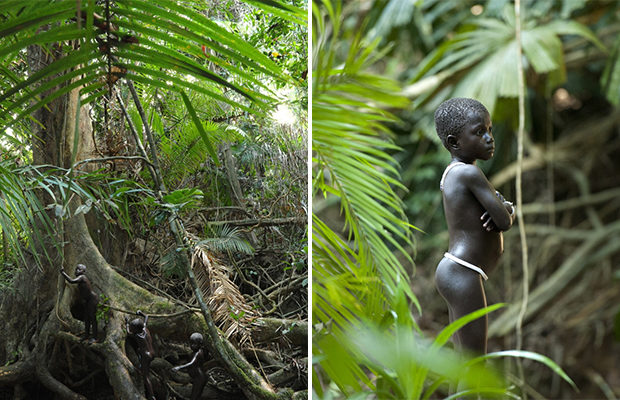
[447,230,503,274]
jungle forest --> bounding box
[313,0,620,399]
[0,0,307,399]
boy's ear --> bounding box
[446,134,459,150]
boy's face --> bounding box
[453,109,494,161]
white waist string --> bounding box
[444,252,489,281]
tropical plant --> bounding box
[347,304,576,400]
[312,0,418,395]
[0,0,306,268]
[0,0,305,145]
[0,160,56,271]
[409,3,605,115]
[198,224,254,255]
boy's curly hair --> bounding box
[434,98,489,149]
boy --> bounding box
[434,98,515,354]
[126,310,156,400]
[60,263,99,342]
[172,332,207,400]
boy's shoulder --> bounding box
[445,163,486,188]
[450,163,483,179]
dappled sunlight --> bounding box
[271,103,297,126]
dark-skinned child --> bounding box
[434,97,515,354]
[172,332,207,400]
[60,263,99,343]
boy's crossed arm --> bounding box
[460,164,514,231]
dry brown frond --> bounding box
[190,241,255,346]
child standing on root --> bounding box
[126,310,156,400]
[172,332,207,400]
[60,263,99,343]
[434,98,515,354]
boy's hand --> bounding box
[504,201,515,217]
[480,211,499,232]
[481,200,514,231]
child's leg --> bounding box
[142,360,155,400]
[451,281,487,354]
[86,300,97,339]
[435,258,488,354]
[190,371,207,400]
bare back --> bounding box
[442,163,509,274]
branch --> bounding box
[266,276,306,301]
[266,357,307,386]
[35,363,87,400]
[116,91,160,183]
[71,156,154,170]
[249,318,307,347]
[126,79,165,192]
[208,217,305,228]
[35,322,87,400]
[514,0,530,392]
[521,187,620,215]
[490,110,620,188]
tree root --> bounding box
[249,318,307,348]
[0,359,34,386]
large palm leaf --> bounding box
[0,0,305,141]
[0,160,57,272]
[312,0,419,395]
[409,6,605,113]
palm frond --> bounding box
[313,7,416,307]
[0,161,57,270]
[158,122,214,184]
[243,0,307,26]
[197,225,254,255]
[190,242,255,346]
[409,6,605,113]
[312,1,419,395]
[0,0,299,134]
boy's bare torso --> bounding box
[442,163,505,274]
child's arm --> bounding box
[60,268,80,284]
[461,165,513,231]
[172,349,203,372]
[137,310,148,328]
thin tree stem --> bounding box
[514,0,530,397]
[115,92,159,182]
[126,79,165,193]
